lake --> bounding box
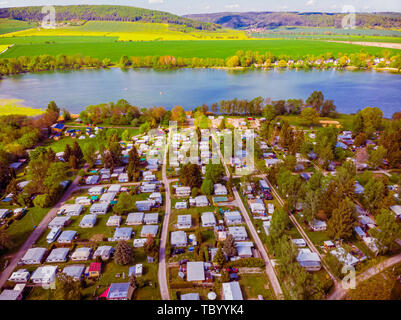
[1,68,400,117]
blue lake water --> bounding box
[0,68,400,117]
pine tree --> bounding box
[72,140,83,163]
[327,199,356,240]
[6,178,20,204]
[223,234,237,257]
[144,235,159,259]
[0,229,12,251]
[114,240,133,265]
[69,154,78,170]
[213,247,226,266]
[63,144,72,162]
[127,146,140,181]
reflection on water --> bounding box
[0,68,400,117]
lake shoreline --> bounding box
[1,68,400,118]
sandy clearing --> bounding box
[328,40,401,50]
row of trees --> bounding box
[78,99,173,130]
[0,55,104,76]
[3,50,400,77]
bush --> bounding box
[191,187,199,197]
[33,194,51,208]
[323,254,344,279]
[170,282,195,289]
[201,179,213,195]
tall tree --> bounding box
[223,234,238,258]
[213,247,226,266]
[205,163,225,184]
[327,199,356,240]
[369,146,387,169]
[179,163,202,188]
[57,273,82,300]
[370,210,401,254]
[47,101,60,114]
[113,193,136,215]
[0,229,12,252]
[144,234,159,260]
[127,146,140,181]
[114,240,133,265]
[306,91,324,114]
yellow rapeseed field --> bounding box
[0,99,44,116]
[0,21,249,41]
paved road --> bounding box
[211,134,284,300]
[0,172,84,289]
[328,252,401,300]
[158,131,171,300]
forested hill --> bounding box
[0,5,220,31]
[184,12,401,29]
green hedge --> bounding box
[170,282,196,289]
[226,258,265,268]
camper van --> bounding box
[46,227,62,244]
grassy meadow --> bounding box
[0,18,35,35]
[1,38,398,62]
[0,20,400,63]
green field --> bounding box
[253,33,401,44]
[1,38,398,62]
[0,19,35,35]
[253,26,401,36]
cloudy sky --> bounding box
[1,0,400,15]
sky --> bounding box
[1,0,400,15]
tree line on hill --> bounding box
[1,50,400,78]
[0,5,220,31]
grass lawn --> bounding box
[43,128,140,153]
[238,273,275,300]
[0,19,35,35]
[1,38,398,62]
[278,113,356,131]
[2,207,49,255]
